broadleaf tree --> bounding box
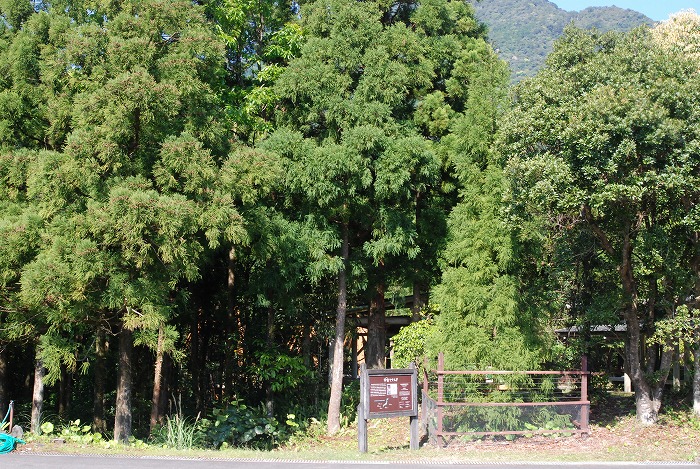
[499,24,700,423]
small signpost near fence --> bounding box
[358,363,419,452]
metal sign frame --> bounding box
[358,363,419,452]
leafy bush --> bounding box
[199,400,284,449]
[30,419,104,445]
[340,380,360,427]
[392,312,436,374]
[251,351,313,393]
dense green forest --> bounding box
[469,0,654,81]
[0,0,699,448]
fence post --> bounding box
[421,357,428,437]
[580,355,589,435]
[358,363,368,452]
[437,352,444,446]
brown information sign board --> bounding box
[361,366,417,419]
[368,373,414,415]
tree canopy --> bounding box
[1,0,699,445]
[499,22,700,423]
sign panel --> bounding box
[368,373,414,414]
[361,366,417,419]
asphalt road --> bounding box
[1,454,699,469]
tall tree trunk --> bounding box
[150,325,166,434]
[366,264,386,369]
[93,328,107,433]
[411,280,424,322]
[58,364,72,419]
[327,221,349,435]
[412,190,424,322]
[265,305,275,417]
[31,354,46,435]
[190,308,201,413]
[592,215,671,424]
[619,235,656,423]
[200,313,212,406]
[302,323,312,368]
[694,330,700,417]
[158,353,171,421]
[223,246,236,401]
[0,347,7,420]
[114,326,134,443]
[691,233,700,417]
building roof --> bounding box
[555,324,627,336]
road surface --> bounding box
[1,454,698,469]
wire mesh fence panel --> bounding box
[438,373,582,402]
[421,354,590,446]
[440,402,587,434]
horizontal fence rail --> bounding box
[421,353,590,447]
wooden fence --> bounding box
[421,353,590,446]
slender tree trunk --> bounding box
[200,314,212,405]
[114,326,134,443]
[412,190,424,322]
[694,330,700,417]
[190,308,201,413]
[0,347,7,420]
[366,264,386,369]
[158,353,171,421]
[302,323,312,368]
[31,355,46,435]
[613,220,670,424]
[690,233,700,417]
[224,246,236,401]
[58,364,72,419]
[265,305,275,417]
[412,280,423,322]
[93,328,107,433]
[621,276,657,423]
[327,221,349,435]
[150,325,166,434]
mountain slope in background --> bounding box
[469,0,655,81]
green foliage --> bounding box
[200,401,284,449]
[4,0,691,444]
[156,414,200,450]
[39,421,54,435]
[31,419,104,445]
[649,305,700,351]
[428,32,549,370]
[392,314,435,370]
[339,380,360,428]
[251,351,312,393]
[58,419,105,445]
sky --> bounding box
[550,0,698,21]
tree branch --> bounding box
[581,203,615,256]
